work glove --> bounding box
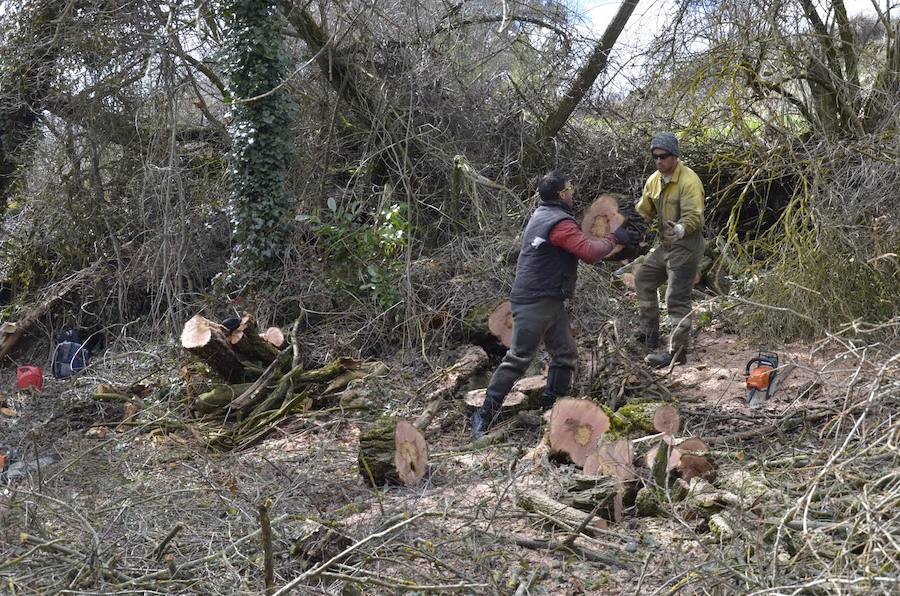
[662,220,685,243]
[612,227,639,247]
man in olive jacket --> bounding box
[634,132,705,367]
[470,172,637,439]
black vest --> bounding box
[509,201,578,303]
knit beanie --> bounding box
[650,132,679,156]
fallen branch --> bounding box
[272,513,426,595]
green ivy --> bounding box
[298,201,409,311]
[221,0,297,286]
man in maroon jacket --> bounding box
[471,172,638,438]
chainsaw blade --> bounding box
[747,388,766,408]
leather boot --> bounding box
[470,391,505,439]
[540,366,572,411]
[645,348,687,368]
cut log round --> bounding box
[652,404,680,435]
[463,375,546,410]
[180,315,245,382]
[548,398,610,467]
[584,439,635,523]
[260,327,286,349]
[487,300,513,347]
[585,439,635,481]
[582,195,625,258]
[677,438,709,455]
[358,418,428,487]
[676,454,715,481]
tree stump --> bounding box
[548,398,610,467]
[180,315,246,382]
[358,418,428,487]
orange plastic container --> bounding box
[17,365,43,391]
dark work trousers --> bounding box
[485,298,578,401]
[634,234,704,353]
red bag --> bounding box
[17,365,43,391]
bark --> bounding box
[517,488,609,535]
[228,314,280,364]
[0,0,69,211]
[180,315,247,382]
[535,0,639,141]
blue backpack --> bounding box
[52,341,90,378]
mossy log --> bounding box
[603,401,667,438]
[181,314,246,382]
[194,383,257,415]
[559,473,619,517]
[358,418,428,487]
[228,314,280,364]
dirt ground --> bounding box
[0,320,893,595]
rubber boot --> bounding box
[631,329,659,351]
[539,366,573,411]
[470,391,505,440]
[645,348,687,368]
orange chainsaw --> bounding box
[745,351,780,408]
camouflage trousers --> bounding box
[634,235,704,352]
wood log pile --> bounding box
[180,313,388,451]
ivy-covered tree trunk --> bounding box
[222,0,297,285]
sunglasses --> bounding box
[652,152,672,160]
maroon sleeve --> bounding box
[548,220,618,264]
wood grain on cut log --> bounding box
[582,195,625,258]
[181,315,246,382]
[359,418,427,487]
[463,375,546,410]
[260,326,286,349]
[487,300,513,348]
[548,398,610,467]
[228,313,280,364]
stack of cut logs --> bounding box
[180,313,430,486]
